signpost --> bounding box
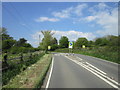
[69,42,73,55]
[69,42,73,49]
[48,46,51,50]
[82,45,86,48]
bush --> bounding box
[9,46,36,54]
[51,44,58,51]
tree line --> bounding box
[1,28,119,54]
[39,30,119,51]
[1,27,38,54]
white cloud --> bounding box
[35,17,59,22]
[84,16,97,22]
[96,8,118,36]
[74,4,87,16]
[31,30,96,47]
[52,3,87,18]
[83,3,118,36]
[52,7,73,18]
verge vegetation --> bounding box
[3,54,52,88]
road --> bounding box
[47,53,119,88]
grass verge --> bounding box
[3,54,52,88]
[2,53,45,86]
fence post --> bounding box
[29,53,32,60]
[20,53,23,62]
[3,53,8,66]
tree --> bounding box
[40,30,54,51]
[59,36,69,48]
[1,27,13,40]
[0,27,7,35]
[23,43,32,48]
[16,38,27,47]
[95,37,109,46]
[106,35,118,46]
[51,37,58,45]
[75,37,88,48]
[2,39,16,51]
[88,40,94,47]
[1,27,16,52]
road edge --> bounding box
[45,56,54,89]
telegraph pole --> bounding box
[39,35,40,45]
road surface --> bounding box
[47,53,119,89]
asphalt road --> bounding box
[75,54,119,82]
[48,53,119,88]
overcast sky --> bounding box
[2,2,118,47]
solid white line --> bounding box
[80,63,118,88]
[45,57,54,89]
[76,56,83,60]
[79,62,119,86]
[64,55,118,88]
[86,62,107,75]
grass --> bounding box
[2,52,45,86]
[54,46,119,64]
[3,54,52,88]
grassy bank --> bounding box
[3,54,52,88]
[55,46,119,64]
[2,52,45,86]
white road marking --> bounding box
[80,63,118,88]
[45,57,54,89]
[79,62,119,86]
[76,56,83,60]
[64,55,119,88]
[85,62,106,75]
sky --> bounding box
[2,2,118,47]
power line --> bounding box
[9,3,34,31]
[3,5,33,33]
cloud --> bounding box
[52,3,87,18]
[74,4,87,16]
[83,3,118,36]
[84,16,97,22]
[52,7,73,18]
[35,17,59,22]
[31,30,96,47]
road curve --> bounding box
[48,54,114,88]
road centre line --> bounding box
[85,62,106,75]
[64,55,119,88]
[78,62,119,86]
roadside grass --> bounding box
[54,46,119,64]
[3,54,52,88]
[2,52,45,86]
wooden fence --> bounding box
[1,51,42,71]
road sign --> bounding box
[82,45,86,48]
[69,42,73,48]
[48,46,51,50]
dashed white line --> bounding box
[45,57,54,89]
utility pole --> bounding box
[39,35,40,45]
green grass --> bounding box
[3,54,52,88]
[2,52,45,86]
[54,46,119,64]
